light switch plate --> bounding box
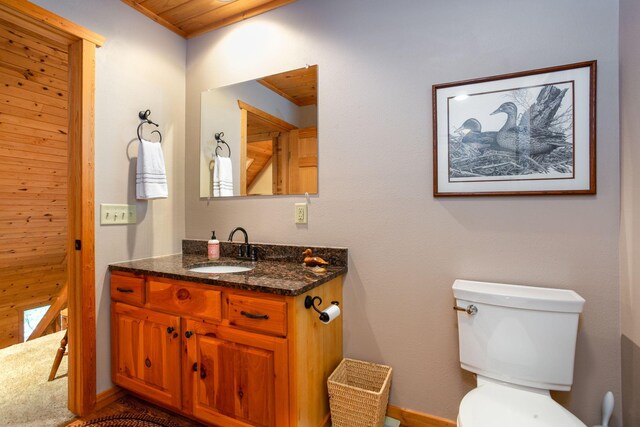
[100,204,136,225]
[295,203,307,224]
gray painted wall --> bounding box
[30,0,187,394]
[620,0,640,423]
[185,0,621,423]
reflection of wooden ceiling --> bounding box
[120,0,297,39]
[257,65,317,106]
[245,109,285,186]
[246,140,273,188]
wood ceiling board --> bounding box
[0,104,68,129]
[247,115,280,136]
[157,1,222,25]
[257,65,317,106]
[247,130,279,143]
[0,283,65,308]
[0,59,69,93]
[0,93,68,119]
[239,100,297,131]
[247,140,273,156]
[138,0,192,14]
[0,25,69,61]
[121,0,297,38]
[246,140,272,188]
[176,0,281,32]
[120,0,188,37]
[156,0,227,25]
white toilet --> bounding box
[452,279,587,427]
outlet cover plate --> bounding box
[100,204,136,225]
[295,203,307,224]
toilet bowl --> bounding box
[457,377,586,427]
[452,279,586,427]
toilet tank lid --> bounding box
[453,280,585,313]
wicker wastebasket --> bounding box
[327,358,393,427]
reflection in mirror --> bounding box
[200,65,318,197]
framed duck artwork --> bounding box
[432,61,596,196]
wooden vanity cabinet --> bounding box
[111,271,343,427]
[111,302,182,410]
[183,319,289,427]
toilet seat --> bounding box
[457,381,586,427]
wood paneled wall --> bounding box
[0,18,69,349]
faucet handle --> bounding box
[237,245,245,257]
[250,246,258,261]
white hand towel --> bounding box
[213,155,233,197]
[136,139,168,200]
[209,160,220,197]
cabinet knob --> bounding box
[185,331,193,339]
[200,365,207,379]
[145,357,151,368]
[116,287,134,293]
[167,327,175,334]
[192,362,198,372]
[176,288,190,300]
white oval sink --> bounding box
[190,265,253,274]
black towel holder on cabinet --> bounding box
[137,109,162,143]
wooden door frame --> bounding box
[0,0,105,416]
[237,100,297,196]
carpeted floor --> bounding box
[0,330,74,427]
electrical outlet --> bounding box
[295,203,308,224]
[100,204,137,225]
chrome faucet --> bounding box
[228,227,257,261]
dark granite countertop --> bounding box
[108,252,347,296]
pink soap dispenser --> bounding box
[208,231,220,260]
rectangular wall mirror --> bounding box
[200,65,318,197]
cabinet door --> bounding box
[112,302,181,409]
[185,320,289,427]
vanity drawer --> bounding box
[227,295,287,337]
[111,274,145,306]
[147,280,222,323]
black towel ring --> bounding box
[137,109,162,143]
[214,132,231,157]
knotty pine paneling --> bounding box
[0,27,68,64]
[0,19,68,349]
[122,0,296,38]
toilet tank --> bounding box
[452,279,585,391]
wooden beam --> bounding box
[67,37,96,417]
[0,0,105,46]
[240,107,247,196]
[27,283,67,341]
[237,100,297,131]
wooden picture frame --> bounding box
[433,61,596,197]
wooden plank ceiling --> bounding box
[257,65,317,107]
[121,0,298,38]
